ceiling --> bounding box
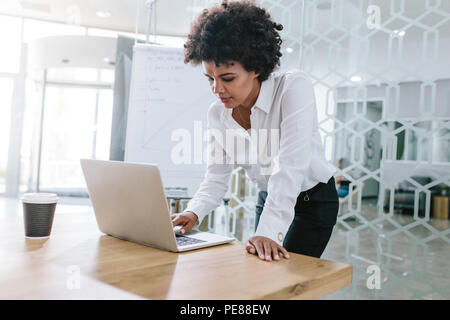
[0,0,221,37]
[0,0,448,37]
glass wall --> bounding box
[286,0,449,299]
[200,0,450,300]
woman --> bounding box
[172,0,338,261]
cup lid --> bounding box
[21,193,59,204]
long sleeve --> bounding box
[183,106,233,226]
[254,74,317,245]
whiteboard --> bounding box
[125,44,217,197]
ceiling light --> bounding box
[96,10,111,18]
[351,76,362,82]
[103,57,115,66]
[286,47,293,53]
[393,29,406,37]
[19,1,52,13]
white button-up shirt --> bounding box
[184,69,336,246]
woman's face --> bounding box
[202,60,260,109]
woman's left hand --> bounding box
[246,236,290,262]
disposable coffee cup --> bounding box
[21,193,59,238]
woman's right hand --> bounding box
[171,211,198,234]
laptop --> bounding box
[80,159,234,252]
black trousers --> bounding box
[255,177,339,258]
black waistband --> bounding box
[259,176,335,199]
[299,176,335,197]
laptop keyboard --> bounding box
[175,234,207,246]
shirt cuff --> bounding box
[254,207,292,246]
[183,200,210,227]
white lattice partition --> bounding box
[203,165,258,241]
[299,0,450,299]
[196,0,449,299]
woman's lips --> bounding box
[220,97,231,103]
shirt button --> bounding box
[277,232,284,242]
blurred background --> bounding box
[0,0,449,299]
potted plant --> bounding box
[439,184,449,196]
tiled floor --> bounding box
[321,199,450,299]
[2,195,449,299]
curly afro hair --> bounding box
[183,0,283,83]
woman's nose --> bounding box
[212,80,224,94]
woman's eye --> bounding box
[207,78,234,82]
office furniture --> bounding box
[383,176,440,216]
[0,207,352,300]
[433,195,449,220]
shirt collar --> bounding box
[220,73,274,122]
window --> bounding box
[38,82,113,193]
[0,15,22,73]
[1,15,122,196]
[99,69,114,83]
[0,78,13,193]
[47,67,98,83]
[19,77,43,193]
[39,86,96,191]
[95,89,113,160]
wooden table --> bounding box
[0,204,352,300]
